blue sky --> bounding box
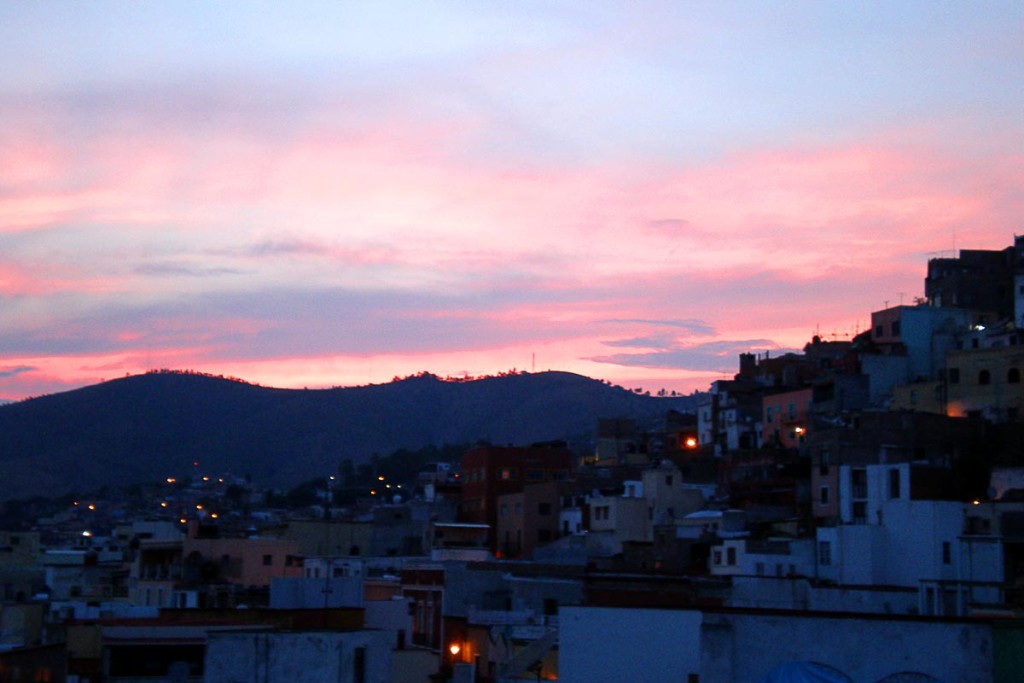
[1,2,1022,398]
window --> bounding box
[755,562,765,576]
[499,467,517,481]
[665,475,673,486]
[979,370,991,386]
[889,468,901,499]
[726,547,736,565]
[819,485,830,506]
[788,402,796,419]
[891,320,901,336]
[818,541,832,566]
[942,541,951,565]
[499,503,508,516]
[852,501,867,524]
[262,554,273,566]
[354,647,366,683]
[713,550,722,565]
[766,406,774,423]
[538,529,551,543]
[537,502,551,516]
[1009,368,1021,384]
[526,469,544,481]
[948,368,960,384]
[875,324,883,338]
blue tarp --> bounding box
[758,661,854,683]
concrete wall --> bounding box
[728,577,919,615]
[269,576,364,609]
[559,607,701,683]
[560,606,994,683]
[204,630,390,683]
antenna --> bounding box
[532,353,535,373]
[898,292,906,306]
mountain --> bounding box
[0,371,699,501]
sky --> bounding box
[1,2,1023,400]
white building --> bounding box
[559,605,994,683]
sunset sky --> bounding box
[2,2,1023,400]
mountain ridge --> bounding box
[0,370,698,501]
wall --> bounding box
[560,606,994,683]
[559,607,701,683]
[204,630,391,683]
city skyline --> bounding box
[2,2,1023,400]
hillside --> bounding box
[0,371,698,501]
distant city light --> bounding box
[684,437,698,449]
[196,504,203,510]
[180,518,187,524]
[202,476,210,482]
[72,501,79,507]
[166,477,176,484]
[378,475,385,481]
[211,513,219,519]
[370,490,377,496]
[87,504,96,511]
[160,502,168,508]
[794,426,806,435]
[973,500,981,505]
[449,643,461,656]
[193,461,199,467]
[218,478,224,483]
[81,530,92,537]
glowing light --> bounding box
[160,501,168,508]
[81,530,92,537]
[166,477,177,484]
[378,475,385,481]
[370,490,377,495]
[794,426,806,435]
[87,504,96,511]
[684,437,698,449]
[973,500,981,505]
[179,518,187,524]
[202,476,210,482]
[193,461,199,467]
[196,504,203,510]
[211,513,219,519]
[72,501,79,507]
[218,478,224,483]
[449,643,461,656]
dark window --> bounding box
[948,368,960,384]
[891,321,900,336]
[526,469,544,481]
[537,502,551,516]
[726,547,736,565]
[820,486,830,506]
[354,646,366,683]
[979,369,991,385]
[1009,368,1021,384]
[537,529,551,543]
[874,325,883,338]
[818,541,831,566]
[262,554,273,566]
[853,501,867,523]
[942,541,951,564]
[889,468,901,499]
[665,475,673,486]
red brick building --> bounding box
[460,445,573,551]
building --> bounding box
[460,445,573,552]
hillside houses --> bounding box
[3,239,1024,680]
